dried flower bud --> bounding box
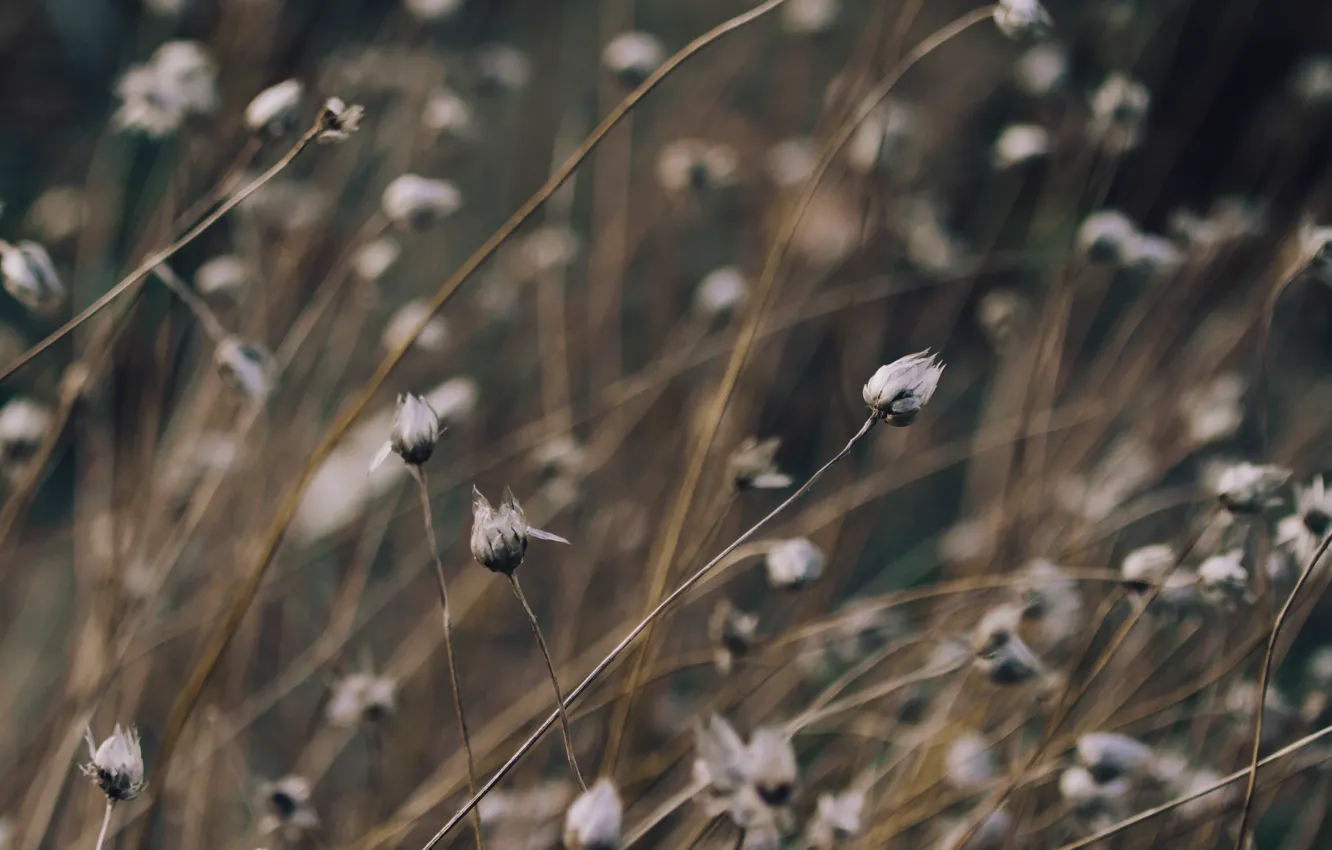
[1076,732,1155,782]
[710,599,759,673]
[81,724,146,802]
[319,97,364,143]
[765,537,825,590]
[0,395,51,466]
[862,350,945,425]
[602,31,666,86]
[1077,210,1140,266]
[1,240,64,315]
[563,778,622,850]
[370,393,441,471]
[1214,462,1289,514]
[1014,42,1067,97]
[245,79,304,136]
[729,437,792,491]
[781,0,840,35]
[475,44,531,93]
[693,714,748,797]
[1089,73,1150,150]
[215,336,278,403]
[352,237,401,283]
[195,254,250,297]
[326,671,398,726]
[656,139,738,193]
[1059,765,1130,809]
[260,775,320,838]
[744,728,798,805]
[382,174,462,229]
[469,485,568,575]
[1197,549,1248,608]
[807,788,863,847]
[994,0,1052,40]
[1120,543,1176,590]
[1277,476,1332,565]
[694,266,748,318]
[381,299,448,353]
[944,730,997,790]
[422,87,474,137]
[992,123,1049,169]
[973,604,1045,685]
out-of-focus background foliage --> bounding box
[4,0,1332,848]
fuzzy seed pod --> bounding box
[1,240,63,315]
[260,775,320,838]
[214,336,278,403]
[765,537,825,590]
[245,79,304,136]
[808,788,863,847]
[563,778,623,850]
[862,350,945,425]
[602,31,666,86]
[710,599,759,674]
[1197,549,1249,608]
[1215,462,1289,514]
[1120,543,1177,590]
[729,437,792,491]
[382,174,462,229]
[318,97,364,143]
[326,671,398,726]
[994,0,1052,40]
[1076,732,1155,782]
[744,727,798,805]
[469,485,568,574]
[82,724,146,802]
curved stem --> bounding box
[411,467,484,850]
[94,801,114,850]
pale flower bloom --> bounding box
[993,123,1049,168]
[1014,42,1067,97]
[1277,476,1332,566]
[764,138,818,188]
[694,266,748,317]
[1197,549,1249,608]
[381,298,449,354]
[1213,461,1289,514]
[326,670,398,726]
[470,486,568,575]
[245,79,303,136]
[563,778,623,850]
[369,393,441,471]
[862,350,945,425]
[781,0,840,35]
[944,731,996,790]
[656,139,738,193]
[195,254,250,296]
[422,88,473,137]
[764,537,825,589]
[602,31,666,83]
[113,41,218,137]
[1089,72,1150,150]
[381,174,462,228]
[82,724,146,802]
[994,0,1052,40]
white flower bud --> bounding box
[1120,543,1176,589]
[405,0,463,21]
[422,88,473,137]
[765,138,818,188]
[1214,462,1289,514]
[370,393,441,471]
[1,240,63,315]
[994,0,1052,40]
[1059,765,1130,807]
[693,714,748,797]
[992,123,1049,169]
[214,336,278,403]
[194,254,250,296]
[710,599,759,674]
[469,486,568,575]
[382,174,462,229]
[326,671,398,726]
[728,436,792,491]
[563,778,622,850]
[973,604,1045,685]
[352,237,400,282]
[1197,549,1248,608]
[781,0,840,35]
[744,727,798,805]
[1014,42,1067,97]
[1089,72,1150,151]
[765,537,825,590]
[0,396,52,466]
[1076,210,1140,266]
[475,44,531,92]
[945,731,996,791]
[81,724,146,802]
[656,139,738,193]
[602,31,666,85]
[1075,732,1155,782]
[318,97,364,143]
[381,298,449,353]
[807,789,863,847]
[694,266,748,318]
[862,350,945,425]
[260,775,320,837]
[245,79,304,136]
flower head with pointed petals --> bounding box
[862,350,944,425]
[82,724,146,802]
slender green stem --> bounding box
[411,467,484,850]
[507,573,586,791]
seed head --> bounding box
[973,604,1045,685]
[693,714,748,798]
[475,44,532,93]
[1197,549,1249,608]
[1089,72,1150,151]
[656,139,738,193]
[382,174,462,229]
[245,79,304,137]
[764,537,825,590]
[318,97,364,143]
[602,31,666,86]
[259,775,320,839]
[807,789,864,847]
[1075,732,1155,782]
[743,727,798,806]
[469,485,568,575]
[992,123,1049,169]
[215,336,278,404]
[370,393,441,471]
[944,730,997,790]
[1214,461,1289,514]
[81,724,146,802]
[862,350,945,425]
[728,436,792,491]
[995,0,1053,40]
[710,599,759,674]
[326,670,398,727]
[562,778,623,850]
[1,240,64,315]
[194,255,250,297]
[694,266,748,318]
[1120,543,1176,590]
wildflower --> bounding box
[425,376,479,426]
[781,0,840,35]
[370,394,441,473]
[602,31,666,85]
[807,788,863,847]
[1120,543,1176,590]
[1076,210,1140,266]
[993,123,1049,169]
[862,350,945,425]
[1075,732,1155,782]
[245,79,304,136]
[1168,197,1265,251]
[710,599,759,674]
[405,0,463,21]
[381,298,448,353]
[944,731,997,791]
[1014,42,1067,97]
[744,728,797,805]
[0,396,51,467]
[765,138,818,188]
[381,174,462,229]
[656,139,738,193]
[81,724,146,802]
[729,437,792,491]
[421,88,473,138]
[1291,55,1332,105]
[1,240,63,315]
[694,266,748,318]
[563,778,622,850]
[1214,461,1289,514]
[475,44,531,93]
[318,97,364,143]
[1277,476,1332,565]
[1131,234,1184,277]
[326,670,398,726]
[764,537,825,590]
[113,41,217,137]
[973,604,1045,685]
[215,337,277,403]
[1017,559,1082,649]
[259,775,320,840]
[470,486,568,575]
[1178,373,1244,448]
[352,237,400,282]
[194,254,250,297]
[994,0,1052,40]
[1195,549,1248,608]
[1089,72,1150,150]
[693,714,749,798]
[1059,765,1130,811]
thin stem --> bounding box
[94,801,114,850]
[420,415,877,849]
[1234,530,1332,845]
[507,573,586,791]
[411,467,484,850]
[151,265,229,344]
